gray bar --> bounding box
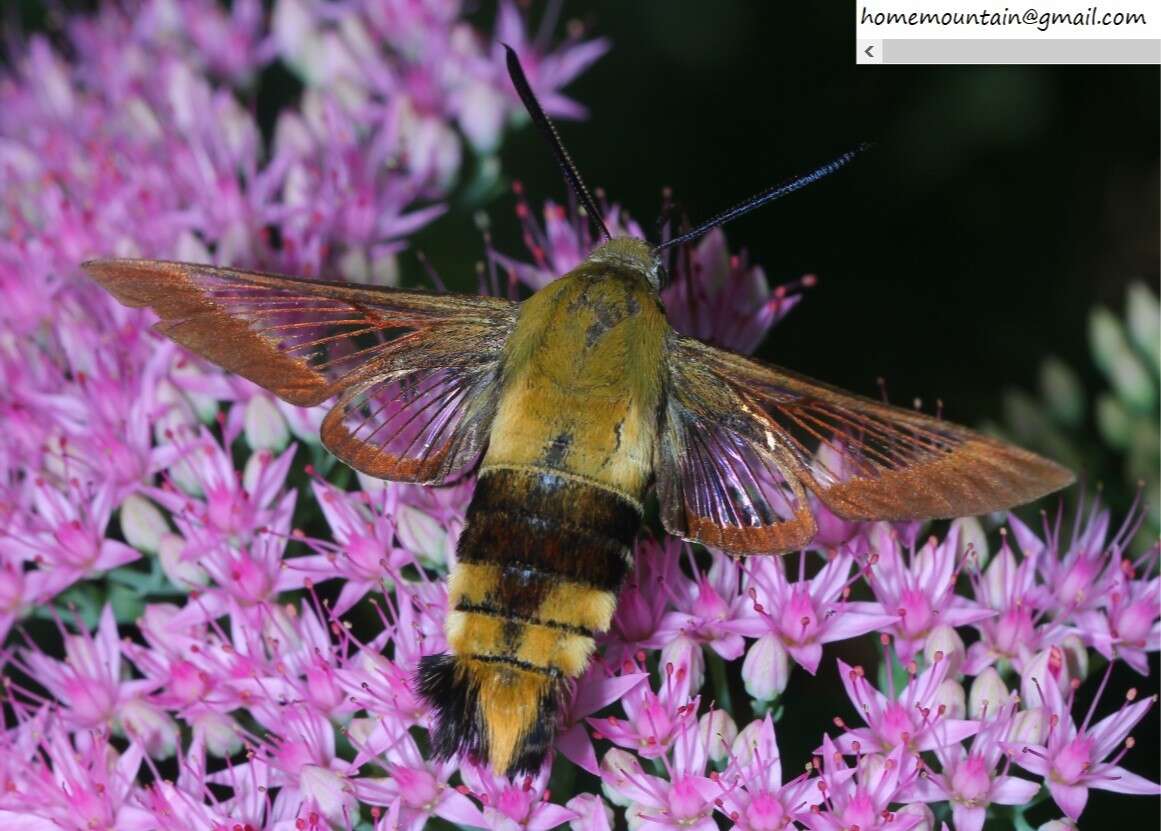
[883,38,1160,64]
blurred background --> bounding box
[8,0,1159,825]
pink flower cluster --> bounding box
[2,4,1158,831]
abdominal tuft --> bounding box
[417,652,565,776]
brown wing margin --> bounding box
[81,259,517,407]
[83,258,520,484]
[656,345,818,556]
[666,335,1074,531]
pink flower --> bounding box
[593,665,699,760]
[900,705,1039,831]
[962,534,1064,675]
[655,548,750,661]
[660,227,812,354]
[17,606,156,732]
[829,657,980,764]
[1074,550,1160,674]
[713,715,819,830]
[861,522,994,663]
[598,714,721,831]
[1005,672,1160,821]
[356,723,482,831]
[0,722,150,831]
[739,553,898,674]
[459,764,579,831]
[802,738,922,831]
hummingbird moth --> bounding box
[83,46,1073,777]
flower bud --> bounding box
[300,764,355,825]
[1021,646,1069,704]
[152,379,198,442]
[396,504,451,568]
[924,624,966,677]
[969,668,1010,720]
[1059,635,1089,685]
[278,399,324,445]
[955,513,995,564]
[244,395,290,451]
[933,679,966,720]
[120,494,170,555]
[730,719,764,767]
[742,634,791,702]
[1009,707,1049,745]
[1125,282,1159,369]
[600,748,643,807]
[567,794,615,831]
[661,635,704,699]
[346,718,377,747]
[983,547,1017,610]
[1090,306,1155,413]
[625,803,647,831]
[897,803,935,831]
[1039,821,1078,831]
[157,533,210,589]
[169,360,219,424]
[697,710,738,764]
[117,698,179,759]
[1040,356,1085,428]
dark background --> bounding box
[10,0,1159,825]
[462,3,1159,427]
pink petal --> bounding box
[951,804,985,831]
[990,775,1041,805]
[1048,780,1088,820]
[1088,698,1155,760]
[1003,742,1051,776]
[787,642,822,674]
[1089,765,1161,796]
[914,718,980,751]
[557,723,599,775]
[572,672,648,719]
[820,611,899,643]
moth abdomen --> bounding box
[418,466,639,775]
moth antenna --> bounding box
[503,43,611,241]
[655,143,871,253]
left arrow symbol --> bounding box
[864,44,875,57]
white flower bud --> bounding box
[924,624,966,677]
[730,719,765,767]
[300,764,355,825]
[117,698,179,759]
[950,516,989,569]
[600,748,642,807]
[661,635,704,697]
[742,634,791,702]
[345,717,377,747]
[1040,357,1085,428]
[120,494,170,555]
[157,533,210,589]
[897,803,935,831]
[396,504,451,568]
[696,710,738,764]
[1038,821,1078,831]
[1059,635,1089,685]
[244,395,290,452]
[567,793,615,831]
[933,679,966,720]
[969,668,1010,720]
[1021,646,1069,704]
[1009,707,1049,745]
[1125,282,1159,371]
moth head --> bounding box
[589,237,665,292]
